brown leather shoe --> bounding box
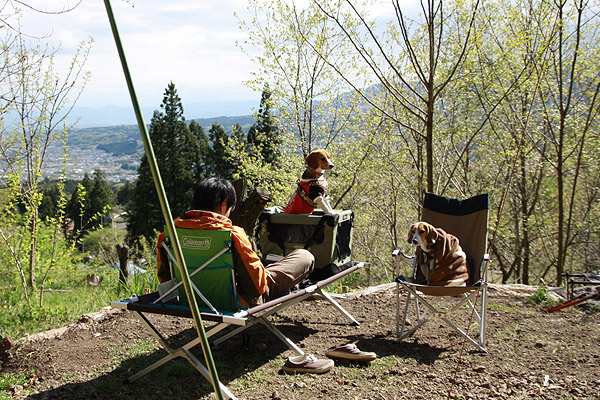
[325,343,377,363]
[281,354,334,374]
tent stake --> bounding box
[102,2,225,398]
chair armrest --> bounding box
[392,249,415,259]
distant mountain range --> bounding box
[69,100,257,128]
[49,86,379,182]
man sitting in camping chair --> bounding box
[156,177,314,307]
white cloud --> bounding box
[11,0,408,109]
[13,0,257,108]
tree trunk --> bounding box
[28,208,38,290]
[520,156,530,285]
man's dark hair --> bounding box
[191,177,237,212]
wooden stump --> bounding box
[116,243,130,285]
[230,177,272,250]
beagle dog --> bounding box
[408,222,470,287]
[284,149,335,214]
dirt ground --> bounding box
[1,283,599,400]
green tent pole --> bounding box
[102,1,225,399]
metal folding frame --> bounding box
[393,253,489,352]
[111,260,367,386]
[561,272,600,300]
[392,192,490,353]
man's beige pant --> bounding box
[261,249,314,303]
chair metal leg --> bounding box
[214,286,360,351]
[129,312,181,382]
[480,285,488,349]
[398,288,432,340]
[212,291,311,347]
[212,320,258,347]
[129,312,239,398]
[441,316,487,353]
[398,290,412,340]
[258,318,305,355]
[317,288,360,325]
[181,349,238,399]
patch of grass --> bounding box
[526,286,559,307]
[0,370,35,399]
[127,339,158,358]
[0,285,115,340]
[582,302,600,313]
[0,265,159,341]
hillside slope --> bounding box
[2,283,599,399]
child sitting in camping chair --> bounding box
[155,177,335,373]
[157,177,314,306]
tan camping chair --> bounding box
[393,193,490,352]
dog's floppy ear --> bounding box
[407,223,417,243]
[425,223,439,246]
[305,151,320,169]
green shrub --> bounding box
[527,286,559,307]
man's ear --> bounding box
[216,200,229,216]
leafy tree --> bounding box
[239,0,360,157]
[536,0,600,285]
[238,0,373,217]
[127,82,203,241]
[0,8,90,301]
[313,0,481,196]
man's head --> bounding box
[191,177,237,215]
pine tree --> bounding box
[39,185,61,221]
[247,87,281,165]
[127,82,203,241]
[231,123,246,143]
[66,170,115,235]
[189,120,210,180]
[115,181,135,207]
[207,123,236,179]
[88,169,115,228]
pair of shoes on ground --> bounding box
[281,344,377,374]
[324,343,377,363]
[282,354,334,374]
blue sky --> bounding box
[16,0,404,113]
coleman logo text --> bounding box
[182,236,212,250]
